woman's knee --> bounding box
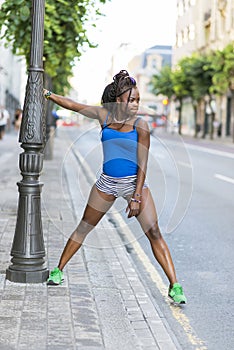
[70,219,94,243]
[77,218,95,234]
[145,223,162,241]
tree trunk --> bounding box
[178,99,183,135]
[232,90,234,143]
[193,103,198,138]
[202,99,209,139]
[208,98,215,140]
[209,112,215,140]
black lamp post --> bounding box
[6,0,49,283]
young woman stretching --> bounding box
[44,70,187,304]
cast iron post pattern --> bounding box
[6,0,49,283]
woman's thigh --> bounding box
[134,188,159,233]
[81,185,116,226]
[71,185,116,243]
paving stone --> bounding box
[131,320,149,330]
[0,344,16,350]
[75,347,104,350]
[139,337,160,346]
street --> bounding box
[64,123,234,350]
[0,125,233,349]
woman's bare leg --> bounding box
[58,185,116,270]
[135,188,177,287]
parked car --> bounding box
[138,115,154,134]
[136,106,154,133]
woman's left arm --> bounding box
[126,119,150,218]
[135,118,150,195]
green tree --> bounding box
[177,55,200,137]
[151,64,190,135]
[150,65,177,132]
[209,43,234,140]
[171,64,191,134]
[0,0,107,93]
[179,53,215,138]
[150,65,174,99]
[209,43,234,95]
[196,54,216,139]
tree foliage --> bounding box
[150,64,190,134]
[0,0,107,93]
[150,65,174,99]
[151,53,215,105]
[176,54,215,137]
[179,54,214,101]
[209,43,234,95]
[150,43,234,136]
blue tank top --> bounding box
[101,116,140,177]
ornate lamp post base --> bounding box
[6,153,49,283]
[6,266,49,283]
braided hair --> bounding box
[101,70,137,108]
[101,70,137,129]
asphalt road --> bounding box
[59,124,234,350]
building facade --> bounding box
[174,0,234,62]
[128,45,172,115]
[173,0,234,139]
[107,44,172,117]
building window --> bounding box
[188,24,195,40]
[183,27,189,43]
[184,0,189,12]
[177,32,183,47]
[152,59,157,69]
[147,84,153,93]
[218,0,227,17]
[177,0,196,16]
[204,9,211,27]
[178,1,184,16]
[205,26,210,44]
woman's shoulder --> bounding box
[134,117,150,132]
[97,107,110,123]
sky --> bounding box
[72,0,177,103]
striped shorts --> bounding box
[95,173,148,199]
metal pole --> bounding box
[6,0,49,283]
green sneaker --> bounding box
[168,283,187,304]
[47,267,64,285]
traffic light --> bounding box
[162,98,169,105]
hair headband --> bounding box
[124,76,136,85]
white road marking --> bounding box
[184,144,234,159]
[155,154,165,159]
[177,161,192,168]
[214,173,234,184]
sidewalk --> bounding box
[0,130,179,350]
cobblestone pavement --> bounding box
[0,129,181,350]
